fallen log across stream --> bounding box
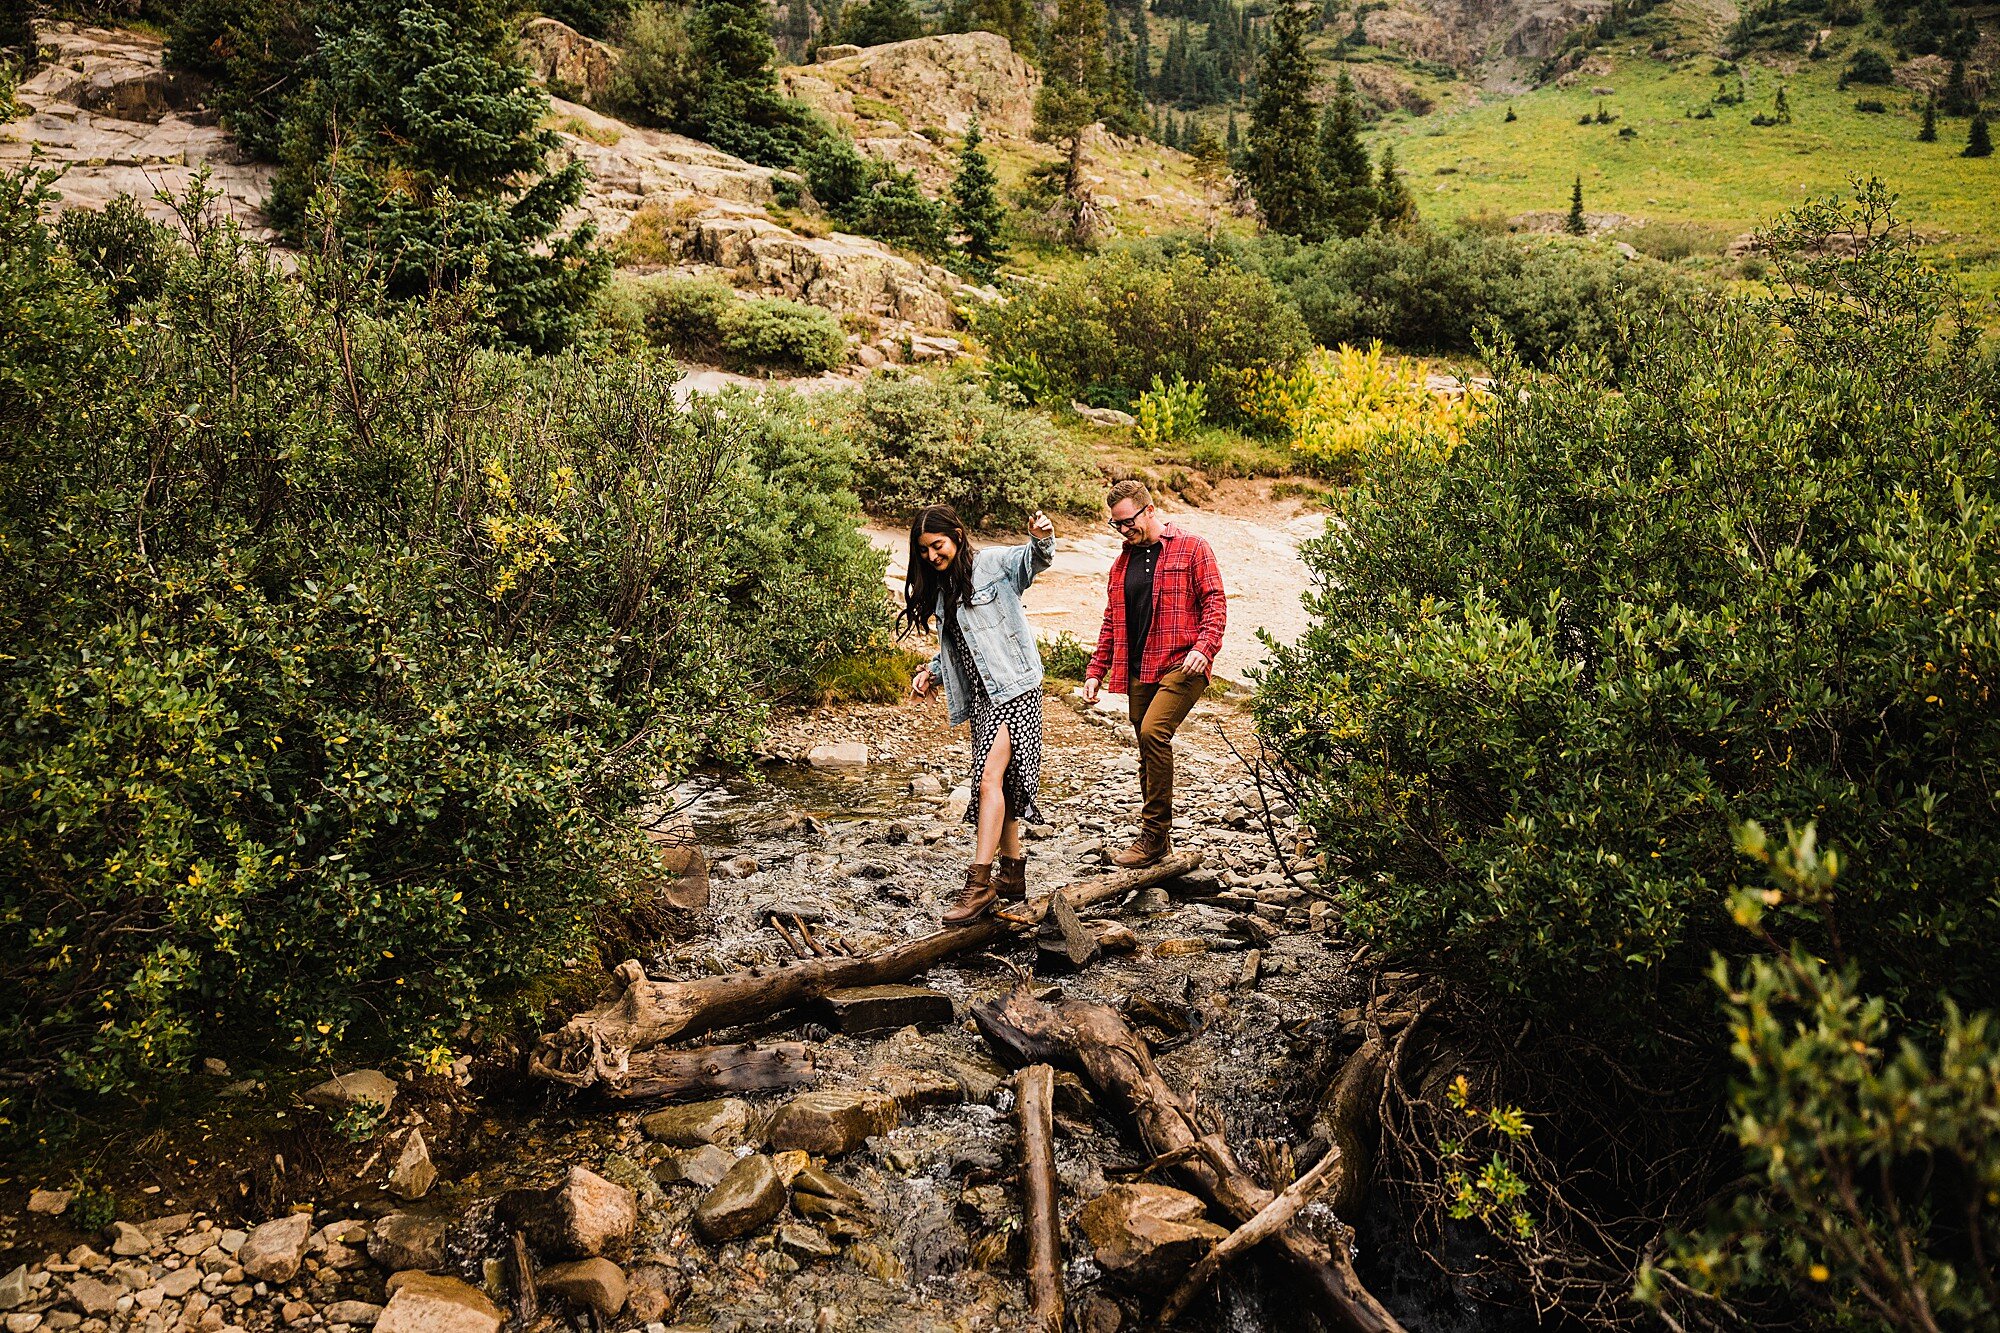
[531,852,1204,1088]
[972,987,1408,1333]
[596,1040,817,1103]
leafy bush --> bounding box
[1038,632,1092,679]
[1842,46,1894,84]
[1640,824,2000,1330]
[1249,226,1697,371]
[608,1,698,126]
[1246,342,1479,480]
[0,173,885,1106]
[625,277,846,374]
[1134,374,1208,449]
[1259,181,2000,1040]
[850,372,1095,527]
[975,246,1311,418]
[54,194,171,318]
[796,136,951,256]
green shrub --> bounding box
[1259,180,2000,1039]
[716,296,847,374]
[632,275,735,359]
[56,195,174,318]
[608,1,698,125]
[850,372,1095,527]
[1038,632,1091,679]
[975,245,1311,419]
[1134,374,1208,449]
[797,136,951,256]
[0,173,884,1106]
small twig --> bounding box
[769,916,809,960]
[793,915,829,958]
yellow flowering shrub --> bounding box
[1248,342,1480,480]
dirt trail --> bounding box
[867,488,1329,687]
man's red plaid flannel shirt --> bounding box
[1085,522,1227,692]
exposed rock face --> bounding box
[520,17,618,106]
[685,214,959,327]
[781,33,1039,138]
[376,1274,504,1333]
[1,24,275,233]
[1075,1184,1229,1289]
[238,1213,314,1283]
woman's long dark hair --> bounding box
[898,505,977,637]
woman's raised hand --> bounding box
[1029,510,1053,539]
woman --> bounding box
[902,503,1056,924]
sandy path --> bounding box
[866,494,1328,686]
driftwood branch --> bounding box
[971,987,1405,1333]
[1159,1144,1345,1323]
[1016,1064,1064,1332]
[597,1041,816,1103]
[532,853,1203,1087]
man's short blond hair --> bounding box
[1105,479,1152,511]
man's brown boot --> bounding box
[1112,828,1171,869]
[943,863,997,925]
[996,855,1028,901]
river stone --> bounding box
[68,1278,124,1317]
[1076,1184,1228,1289]
[763,1089,899,1157]
[536,1258,627,1318]
[640,1098,759,1148]
[773,1221,837,1260]
[655,1144,734,1189]
[376,1274,502,1333]
[0,1267,29,1311]
[107,1222,152,1257]
[507,1166,637,1260]
[239,1213,313,1283]
[322,1301,383,1327]
[822,985,954,1036]
[792,1163,867,1207]
[303,1070,398,1114]
[6,1314,43,1333]
[693,1154,786,1242]
[646,811,709,911]
[622,1264,687,1325]
[28,1189,72,1217]
[805,741,868,769]
[369,1214,447,1273]
[388,1128,437,1200]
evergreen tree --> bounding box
[1375,143,1415,228]
[784,0,814,59]
[1132,14,1150,95]
[1504,105,1517,122]
[3,0,35,69]
[1566,174,1587,235]
[950,118,1007,268]
[1225,108,1238,151]
[945,0,1038,52]
[1941,57,1973,115]
[684,0,819,166]
[271,0,605,352]
[1967,112,1993,157]
[1033,0,1112,200]
[1773,85,1791,124]
[1246,0,1325,239]
[1319,69,1376,237]
[844,0,923,44]
[1919,94,1937,141]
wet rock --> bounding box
[654,1144,734,1190]
[107,1223,152,1257]
[303,1070,398,1114]
[536,1258,627,1319]
[1078,1291,1126,1332]
[770,1149,811,1186]
[322,1301,382,1327]
[6,1315,42,1333]
[1076,1184,1227,1289]
[68,1277,123,1316]
[376,1273,502,1333]
[823,985,953,1036]
[238,1214,313,1283]
[388,1129,437,1201]
[368,1215,447,1274]
[621,1264,686,1324]
[845,1241,906,1283]
[639,1098,759,1149]
[712,855,760,881]
[763,1089,899,1157]
[805,742,868,769]
[774,1222,837,1260]
[508,1166,636,1260]
[28,1189,72,1216]
[693,1155,786,1242]
[1152,938,1208,957]
[645,810,709,911]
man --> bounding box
[1083,480,1227,867]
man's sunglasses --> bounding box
[1109,505,1153,532]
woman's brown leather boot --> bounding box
[996,855,1028,902]
[943,862,997,925]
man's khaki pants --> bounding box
[1126,668,1209,835]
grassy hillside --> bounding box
[1375,48,2000,302]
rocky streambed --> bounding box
[3,690,1419,1333]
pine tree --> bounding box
[1376,143,1415,228]
[950,118,1007,268]
[1319,68,1376,237]
[2,0,35,69]
[1132,13,1150,95]
[1773,85,1791,124]
[1941,58,1973,115]
[945,0,1037,53]
[270,0,606,352]
[1566,174,1587,235]
[1919,94,1937,141]
[784,0,814,59]
[1247,0,1325,239]
[1504,105,1517,122]
[1034,0,1111,203]
[1967,112,1993,157]
[684,0,819,166]
[844,0,923,45]
[1225,108,1238,151]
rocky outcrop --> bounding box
[780,33,1039,138]
[520,17,618,106]
[684,214,960,327]
[0,23,275,233]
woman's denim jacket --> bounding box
[928,536,1056,726]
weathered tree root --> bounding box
[531,853,1203,1088]
[972,987,1407,1333]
